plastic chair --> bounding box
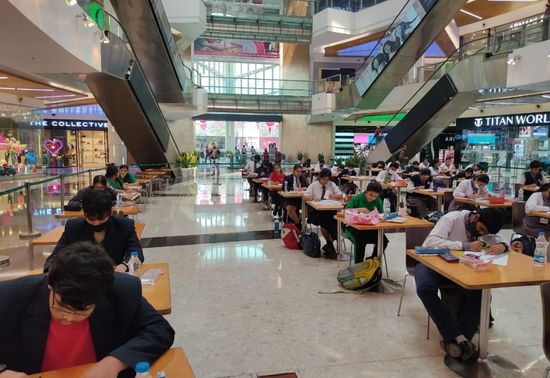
[511,201,526,235]
[541,282,550,378]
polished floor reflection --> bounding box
[0,171,548,377]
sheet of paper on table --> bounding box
[463,251,509,266]
[313,200,342,206]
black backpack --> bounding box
[301,232,321,258]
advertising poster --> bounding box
[194,38,279,61]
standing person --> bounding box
[522,183,550,239]
[250,145,256,156]
[205,144,211,164]
[263,148,270,163]
[0,242,174,376]
[268,163,286,217]
[344,181,389,263]
[119,164,137,184]
[210,143,220,177]
[376,162,402,212]
[415,208,508,362]
[241,145,247,165]
[303,168,344,259]
[274,148,282,164]
[44,189,144,273]
[520,160,548,201]
[406,169,437,218]
[448,174,491,212]
[283,164,309,226]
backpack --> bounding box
[511,234,536,257]
[301,232,321,258]
[281,223,302,250]
[337,258,382,290]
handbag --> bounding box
[301,232,321,258]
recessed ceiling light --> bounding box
[460,9,483,20]
[0,87,15,90]
[36,94,77,99]
[16,88,55,92]
[0,76,8,80]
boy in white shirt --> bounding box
[376,162,402,212]
[448,174,491,212]
[522,183,550,239]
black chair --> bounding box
[541,282,550,378]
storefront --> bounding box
[456,112,550,168]
[33,119,109,168]
[0,116,43,173]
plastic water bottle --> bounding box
[534,232,548,268]
[398,199,406,217]
[128,251,141,277]
[518,187,524,200]
[116,192,123,212]
[284,181,288,192]
[135,361,152,378]
[383,198,391,215]
[274,216,280,236]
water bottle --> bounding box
[116,192,123,212]
[274,216,280,236]
[135,361,152,378]
[383,198,391,215]
[398,199,406,217]
[518,187,524,200]
[534,232,548,268]
[284,181,288,192]
[499,187,505,198]
[128,251,141,277]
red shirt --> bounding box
[269,172,285,184]
[41,318,97,371]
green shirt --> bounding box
[107,177,123,190]
[343,194,383,244]
[123,172,137,184]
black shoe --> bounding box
[322,244,330,252]
[440,341,462,359]
[322,244,337,260]
[459,340,479,363]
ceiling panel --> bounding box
[455,0,545,27]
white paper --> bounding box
[464,251,509,266]
[314,200,342,206]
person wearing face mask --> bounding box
[0,242,174,377]
[43,189,143,273]
[448,174,491,212]
[415,208,508,363]
[376,162,402,212]
[522,182,550,240]
[344,181,389,263]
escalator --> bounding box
[110,0,191,105]
[340,0,467,110]
[85,28,180,165]
[365,20,550,164]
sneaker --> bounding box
[459,340,479,363]
[440,341,462,359]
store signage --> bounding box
[458,112,550,128]
[33,207,62,217]
[43,138,64,155]
[32,119,108,130]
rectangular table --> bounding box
[528,211,550,220]
[382,181,408,205]
[340,175,375,190]
[407,250,550,377]
[303,200,344,233]
[29,347,195,378]
[454,197,516,208]
[409,188,453,211]
[55,205,140,219]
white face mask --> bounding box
[388,169,396,175]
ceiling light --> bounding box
[16,88,55,92]
[0,87,15,90]
[65,0,78,5]
[542,95,550,99]
[0,76,8,80]
[460,9,483,20]
[1,113,5,117]
[36,94,77,99]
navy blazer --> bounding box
[0,273,174,375]
[284,174,308,191]
[44,216,143,272]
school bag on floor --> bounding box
[281,223,302,250]
[301,232,321,258]
[337,258,381,290]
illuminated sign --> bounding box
[31,119,108,130]
[458,112,550,128]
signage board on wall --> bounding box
[457,112,550,129]
[31,119,108,130]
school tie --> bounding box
[321,185,326,200]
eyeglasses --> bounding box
[50,292,95,318]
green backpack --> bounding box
[337,258,382,290]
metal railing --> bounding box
[314,0,388,14]
[201,76,314,97]
[206,0,317,18]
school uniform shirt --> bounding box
[523,192,550,237]
[418,162,430,170]
[376,170,402,182]
[526,192,550,213]
[440,162,455,173]
[520,171,548,186]
[423,210,509,251]
[304,180,342,200]
[429,166,441,177]
[244,160,259,173]
[406,174,433,194]
[453,178,491,199]
[284,174,308,191]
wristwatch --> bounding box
[0,363,8,373]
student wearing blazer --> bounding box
[0,242,174,376]
[44,189,143,273]
[283,164,309,225]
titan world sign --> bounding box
[459,112,550,128]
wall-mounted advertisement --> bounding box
[193,38,279,62]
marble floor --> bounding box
[0,170,548,377]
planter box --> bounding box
[179,167,196,181]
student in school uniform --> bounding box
[415,208,509,363]
[523,183,550,240]
[406,169,437,218]
[303,168,344,259]
[448,174,491,212]
[283,164,309,226]
[520,160,548,201]
[344,181,388,263]
[376,162,402,212]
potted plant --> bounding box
[176,151,199,181]
[318,153,325,164]
[296,151,304,163]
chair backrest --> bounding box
[405,227,433,275]
[511,201,526,234]
[540,282,550,361]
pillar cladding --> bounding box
[167,118,196,153]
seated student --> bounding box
[451,167,474,186]
[106,164,125,191]
[255,159,273,208]
[374,161,385,170]
[415,208,508,363]
[418,158,430,170]
[344,181,388,263]
[66,175,118,211]
[268,163,286,217]
[520,160,548,201]
[44,189,144,273]
[303,168,344,259]
[448,174,491,212]
[404,161,420,174]
[244,154,261,199]
[440,156,456,175]
[0,242,174,376]
[406,169,437,218]
[283,164,309,226]
[376,162,402,212]
[119,164,137,184]
[429,159,442,177]
[522,183,550,240]
[338,166,358,195]
[313,158,325,172]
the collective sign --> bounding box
[31,119,108,130]
[193,38,279,61]
[457,112,550,128]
